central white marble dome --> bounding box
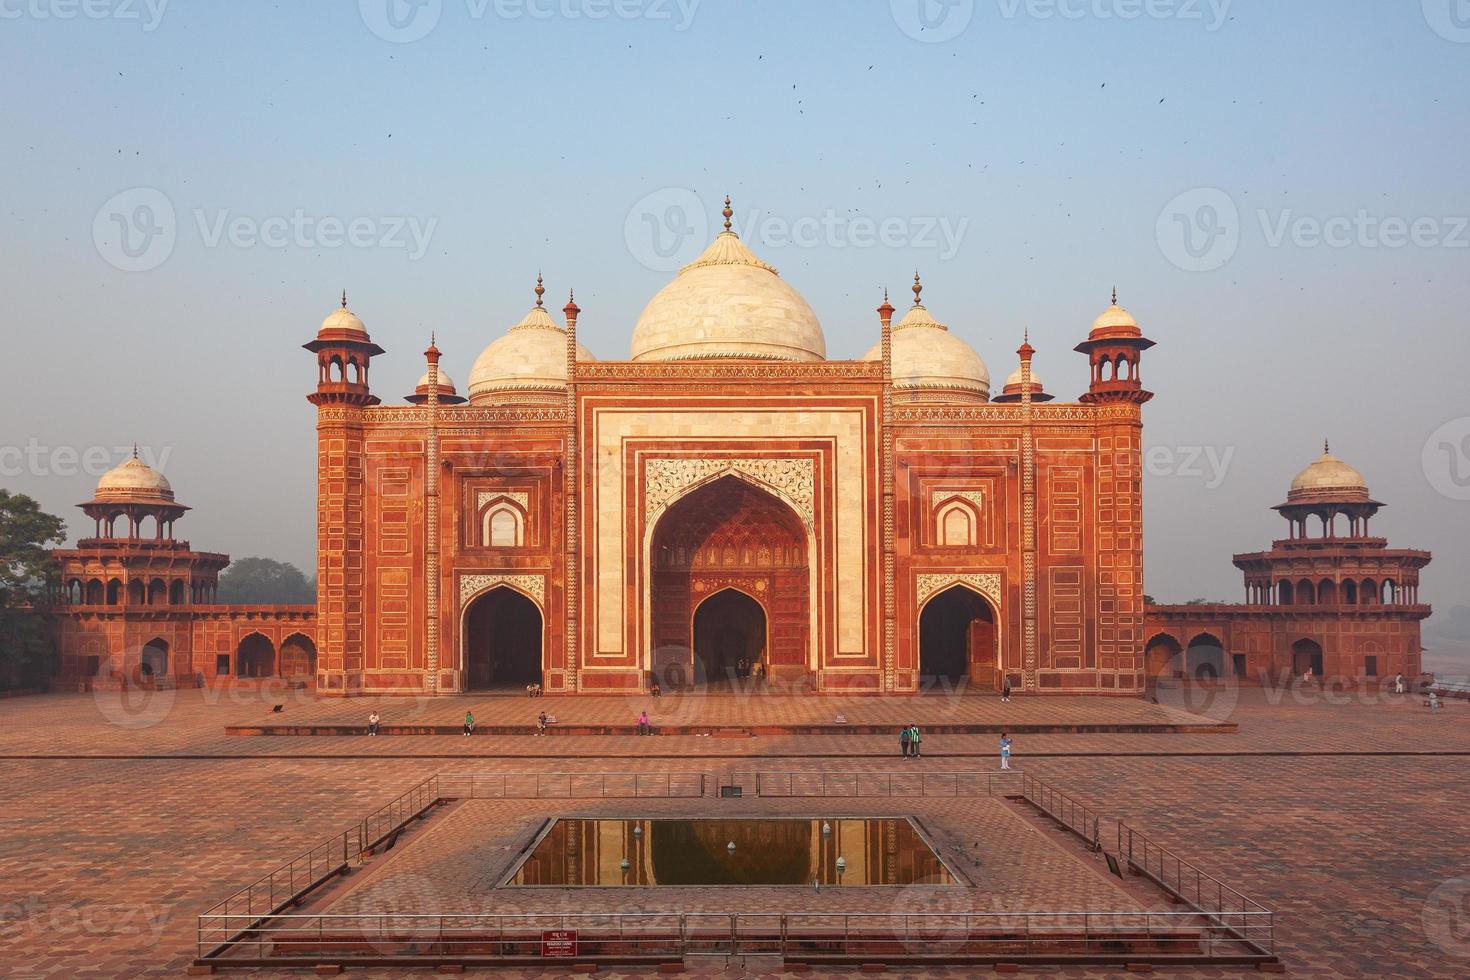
[630,225,826,362]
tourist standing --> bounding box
[536,711,548,736]
[1001,677,1012,703]
[999,732,1012,770]
[909,725,922,758]
[463,710,475,736]
[367,711,380,737]
[1394,672,1405,695]
[638,710,651,735]
[899,725,911,759]
[1428,691,1441,714]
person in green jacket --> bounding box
[908,725,922,758]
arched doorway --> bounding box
[279,633,318,679]
[692,588,767,685]
[918,585,999,690]
[1186,632,1226,679]
[236,633,276,678]
[1144,633,1183,681]
[649,475,808,689]
[1291,638,1324,678]
[140,639,168,679]
[463,586,543,689]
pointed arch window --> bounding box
[935,497,980,547]
[482,499,526,547]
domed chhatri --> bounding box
[992,362,1054,403]
[630,197,826,362]
[405,358,467,406]
[316,290,373,342]
[94,448,175,502]
[862,274,990,402]
[1088,287,1141,339]
[468,276,595,404]
[1287,441,1371,502]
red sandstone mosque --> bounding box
[45,204,1432,695]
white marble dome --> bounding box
[1089,293,1141,339]
[95,453,174,501]
[468,302,595,403]
[1003,365,1044,391]
[415,367,458,393]
[1288,444,1369,500]
[630,229,825,362]
[862,294,990,400]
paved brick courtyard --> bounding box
[0,688,1466,978]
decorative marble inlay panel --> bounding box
[693,577,770,595]
[645,457,815,530]
[934,489,985,512]
[458,573,546,607]
[916,572,1002,609]
[476,490,530,513]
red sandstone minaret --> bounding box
[303,292,384,695]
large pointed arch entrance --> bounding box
[918,585,1000,690]
[649,474,808,689]
[463,586,543,690]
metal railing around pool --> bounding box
[725,769,1021,798]
[436,771,707,799]
[197,909,1277,966]
[1117,823,1274,955]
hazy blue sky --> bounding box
[2,1,1467,648]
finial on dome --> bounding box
[1324,438,1330,455]
[884,287,889,303]
[1111,286,1118,306]
[341,289,349,309]
[1024,327,1029,343]
[132,442,139,460]
[912,271,923,306]
[430,331,436,346]
[534,272,545,307]
[723,195,733,233]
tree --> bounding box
[0,489,66,689]
[217,557,315,604]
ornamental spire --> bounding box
[341,289,348,309]
[723,195,733,233]
[1324,438,1330,454]
[912,271,923,306]
[1111,285,1118,306]
[534,272,545,307]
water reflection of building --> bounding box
[511,818,952,886]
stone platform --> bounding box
[223,688,1236,738]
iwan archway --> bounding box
[463,586,543,690]
[648,474,808,688]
